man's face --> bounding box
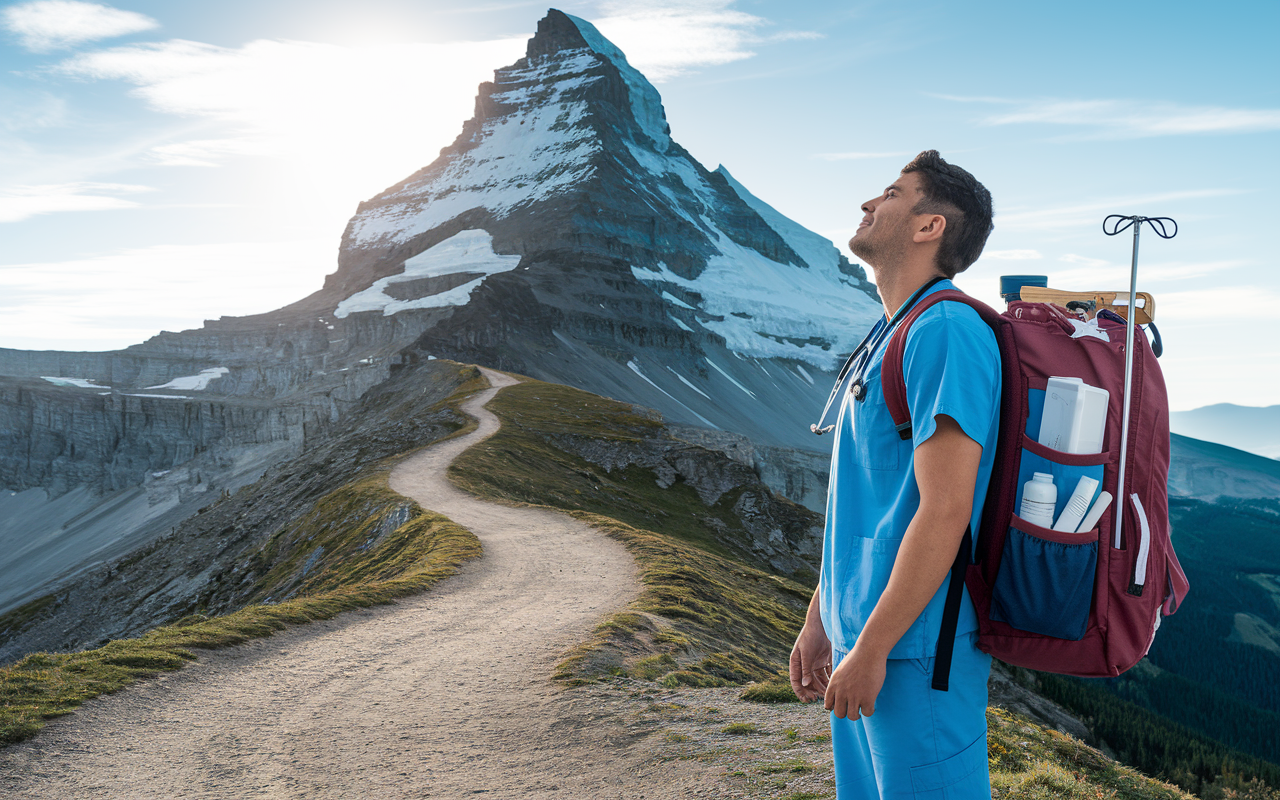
[847,171,926,266]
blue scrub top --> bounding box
[819,279,1001,659]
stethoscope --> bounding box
[809,276,947,435]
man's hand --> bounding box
[823,642,887,719]
[789,620,832,703]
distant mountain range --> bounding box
[1171,403,1280,460]
[1169,432,1280,500]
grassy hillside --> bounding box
[3,367,1267,800]
[0,470,479,745]
[985,707,1192,800]
[448,376,1271,800]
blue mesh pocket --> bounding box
[990,515,1098,641]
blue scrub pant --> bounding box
[830,632,992,799]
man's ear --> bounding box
[913,215,946,244]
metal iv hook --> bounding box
[1103,215,1178,239]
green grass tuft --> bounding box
[741,677,801,704]
[757,757,815,774]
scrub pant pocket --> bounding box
[908,734,989,799]
[831,633,992,799]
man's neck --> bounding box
[874,263,949,320]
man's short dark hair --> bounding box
[901,150,994,278]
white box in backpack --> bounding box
[1039,377,1109,455]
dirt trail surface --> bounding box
[0,368,724,799]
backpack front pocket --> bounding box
[990,514,1099,641]
[1014,435,1109,527]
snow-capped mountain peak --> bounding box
[318,8,881,447]
[564,14,671,152]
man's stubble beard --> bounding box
[849,215,911,275]
[848,229,878,265]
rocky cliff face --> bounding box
[0,318,415,614]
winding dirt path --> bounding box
[0,368,719,799]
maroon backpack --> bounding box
[881,289,1190,687]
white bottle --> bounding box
[1020,473,1057,528]
[1053,475,1099,532]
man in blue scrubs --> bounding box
[790,151,999,799]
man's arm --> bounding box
[790,586,832,702]
[823,413,981,719]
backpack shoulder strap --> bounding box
[878,287,1000,692]
[881,289,998,441]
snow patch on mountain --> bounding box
[705,357,757,399]
[567,14,670,152]
[616,143,879,370]
[146,367,228,391]
[662,291,695,310]
[349,51,603,248]
[632,222,881,370]
[335,230,521,318]
[628,359,715,426]
[668,314,693,332]
[41,377,109,389]
[667,367,710,398]
[624,139,718,233]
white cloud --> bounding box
[942,94,1280,139]
[997,189,1240,231]
[147,138,267,167]
[56,36,528,211]
[0,181,151,222]
[45,5,797,224]
[590,0,811,81]
[1042,254,1114,287]
[1140,259,1250,281]
[1031,254,1247,292]
[1159,285,1280,322]
[984,249,1042,260]
[2,0,157,52]
[0,240,335,350]
[1060,253,1108,267]
[814,151,912,161]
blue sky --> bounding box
[2,0,1277,410]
